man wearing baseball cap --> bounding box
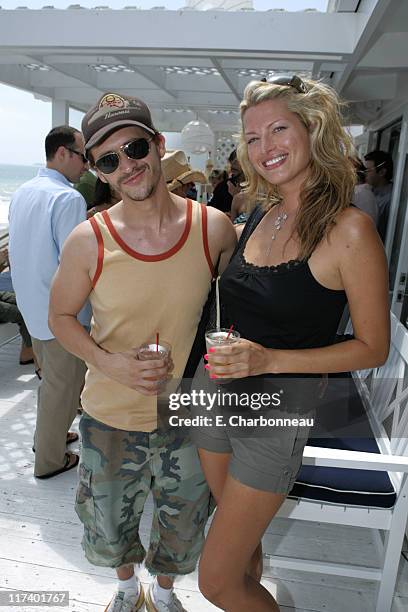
[49,93,236,612]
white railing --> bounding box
[266,313,408,612]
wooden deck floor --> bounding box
[1,329,408,612]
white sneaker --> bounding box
[145,582,186,612]
[104,586,145,612]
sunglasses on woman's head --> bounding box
[264,74,309,94]
[94,136,154,174]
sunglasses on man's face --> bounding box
[65,146,88,164]
[94,137,154,175]
[363,161,386,173]
[263,74,309,94]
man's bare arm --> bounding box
[206,206,237,274]
[49,222,168,394]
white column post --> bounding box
[390,106,408,319]
[52,99,69,126]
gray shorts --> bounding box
[191,417,310,494]
[189,370,314,494]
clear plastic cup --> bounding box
[138,340,171,383]
[138,340,171,361]
[205,328,240,382]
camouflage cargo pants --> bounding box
[75,412,210,575]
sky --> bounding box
[0,0,329,166]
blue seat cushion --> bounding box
[0,271,13,292]
[289,375,397,509]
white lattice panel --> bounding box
[214,132,238,170]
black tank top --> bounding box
[220,206,347,355]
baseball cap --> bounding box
[82,92,157,154]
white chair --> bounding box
[266,312,408,612]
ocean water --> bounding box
[0,164,39,229]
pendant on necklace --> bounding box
[271,212,288,240]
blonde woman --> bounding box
[195,76,390,611]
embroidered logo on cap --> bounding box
[83,92,155,142]
[99,93,129,110]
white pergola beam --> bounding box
[52,86,165,104]
[0,64,54,99]
[359,32,408,69]
[312,61,322,79]
[0,53,39,64]
[96,71,166,92]
[0,10,365,56]
[37,60,101,90]
[42,54,119,65]
[218,58,316,70]
[2,6,400,135]
[112,56,178,101]
[210,58,241,103]
[0,48,346,63]
[3,53,106,99]
[130,57,213,68]
[335,0,394,92]
[346,71,399,100]
[129,51,344,62]
[162,91,239,106]
[167,73,230,94]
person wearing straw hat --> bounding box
[162,149,207,198]
[48,92,236,612]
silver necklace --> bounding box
[270,206,288,241]
[265,205,289,259]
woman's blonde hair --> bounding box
[238,78,356,260]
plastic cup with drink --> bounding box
[137,334,171,385]
[205,326,240,382]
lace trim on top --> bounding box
[237,205,309,273]
[239,249,307,273]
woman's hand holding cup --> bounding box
[205,336,273,379]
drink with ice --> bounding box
[138,340,171,384]
[205,328,240,382]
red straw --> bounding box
[226,324,234,340]
[156,332,159,352]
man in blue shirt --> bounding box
[8,126,89,478]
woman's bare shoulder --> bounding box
[331,206,378,244]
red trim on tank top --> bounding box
[201,203,215,278]
[89,216,104,287]
[101,199,193,262]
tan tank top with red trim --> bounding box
[82,198,214,431]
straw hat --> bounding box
[162,150,207,192]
